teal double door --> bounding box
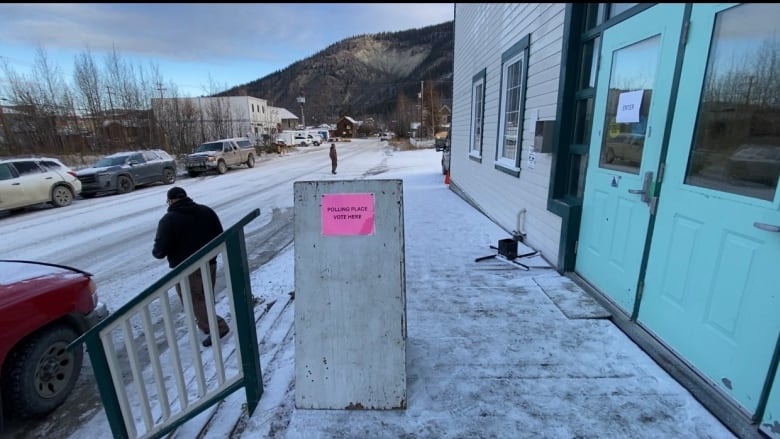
[576,3,780,433]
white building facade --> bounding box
[152,96,298,145]
[451,4,780,438]
[451,3,566,265]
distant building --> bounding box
[274,107,300,132]
[336,116,358,138]
[438,104,451,127]
[151,96,297,145]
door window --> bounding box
[0,163,14,180]
[599,35,659,173]
[684,3,780,201]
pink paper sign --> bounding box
[321,193,375,236]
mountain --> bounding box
[218,21,453,126]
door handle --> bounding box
[754,222,780,232]
[628,171,653,203]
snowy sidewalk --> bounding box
[237,165,735,438]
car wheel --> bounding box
[217,160,228,174]
[2,325,83,418]
[246,154,255,168]
[116,175,135,194]
[50,185,74,207]
[162,168,176,184]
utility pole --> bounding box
[297,95,306,129]
[155,82,167,149]
[155,82,167,100]
[420,80,424,139]
[429,80,437,134]
[106,85,115,113]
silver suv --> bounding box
[76,149,177,198]
[0,157,82,212]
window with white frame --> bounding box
[497,35,530,174]
[470,69,486,156]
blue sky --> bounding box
[0,3,454,98]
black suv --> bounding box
[76,149,177,198]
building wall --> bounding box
[451,3,566,265]
[209,96,274,137]
[336,118,356,138]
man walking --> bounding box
[153,186,230,347]
[329,143,338,174]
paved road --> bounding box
[1,139,392,438]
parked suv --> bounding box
[0,157,82,212]
[0,259,108,426]
[76,149,177,198]
[294,135,313,147]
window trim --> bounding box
[470,69,487,159]
[495,34,530,177]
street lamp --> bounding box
[296,95,306,129]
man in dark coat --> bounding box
[329,143,338,174]
[153,186,230,347]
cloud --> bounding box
[0,4,453,64]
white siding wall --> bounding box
[195,96,278,138]
[452,3,565,266]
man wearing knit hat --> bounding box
[153,186,230,347]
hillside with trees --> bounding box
[221,21,454,135]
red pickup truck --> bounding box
[0,260,108,428]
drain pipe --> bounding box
[513,208,527,242]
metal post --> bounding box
[297,96,306,129]
[420,80,424,139]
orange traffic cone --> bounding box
[444,171,451,185]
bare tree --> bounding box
[394,92,414,138]
[2,43,177,156]
[425,79,443,135]
[73,47,105,151]
[73,48,103,114]
[202,76,237,140]
[3,46,73,154]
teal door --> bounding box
[638,3,780,421]
[576,4,685,313]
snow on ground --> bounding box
[2,140,734,438]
